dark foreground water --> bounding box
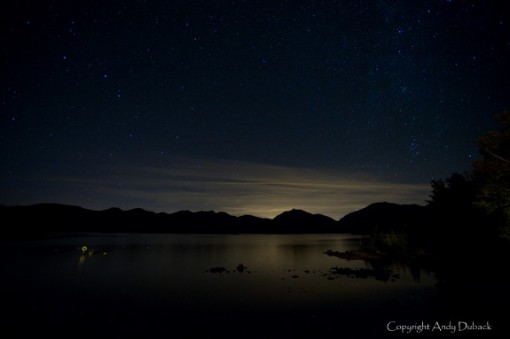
[0,234,505,338]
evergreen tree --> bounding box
[427,112,510,241]
[472,112,510,240]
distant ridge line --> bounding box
[1,202,427,236]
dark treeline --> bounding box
[425,112,510,252]
[344,113,510,253]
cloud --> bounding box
[45,158,431,219]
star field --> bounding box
[1,0,509,216]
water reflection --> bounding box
[1,233,439,338]
[78,245,109,268]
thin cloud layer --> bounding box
[44,159,430,219]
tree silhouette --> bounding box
[427,171,484,245]
[472,112,510,239]
[427,112,510,242]
[429,172,475,210]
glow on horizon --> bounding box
[38,159,431,219]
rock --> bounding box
[236,263,246,273]
[208,267,227,273]
[328,266,394,281]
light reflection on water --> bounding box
[1,233,438,338]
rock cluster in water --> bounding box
[206,263,253,274]
[206,264,400,282]
[327,266,399,281]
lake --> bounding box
[0,233,495,338]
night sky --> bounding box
[1,0,509,218]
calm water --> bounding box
[2,233,441,338]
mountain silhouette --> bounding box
[1,202,435,237]
[337,202,428,234]
[1,203,345,236]
[273,209,338,233]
